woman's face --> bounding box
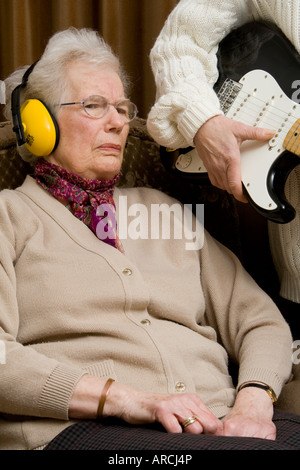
[46,62,130,180]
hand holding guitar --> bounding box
[194,115,275,203]
[161,69,300,223]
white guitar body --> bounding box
[173,70,300,222]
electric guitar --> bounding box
[160,23,300,224]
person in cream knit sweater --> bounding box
[1,27,300,451]
[147,0,300,305]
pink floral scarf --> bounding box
[34,158,124,253]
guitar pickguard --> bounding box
[160,22,300,224]
[174,70,300,217]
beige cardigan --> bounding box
[147,0,300,303]
[0,176,292,449]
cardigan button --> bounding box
[122,268,133,276]
[141,319,151,326]
[175,381,186,392]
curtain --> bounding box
[0,0,178,119]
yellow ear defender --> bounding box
[11,62,60,157]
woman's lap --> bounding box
[44,410,300,450]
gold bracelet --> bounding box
[97,378,115,418]
[237,381,277,404]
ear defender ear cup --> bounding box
[20,99,60,156]
[11,61,60,157]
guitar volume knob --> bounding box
[176,153,192,169]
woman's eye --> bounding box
[116,107,128,115]
[86,103,101,109]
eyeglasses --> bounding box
[59,95,138,122]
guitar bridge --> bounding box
[218,78,242,114]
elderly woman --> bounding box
[0,28,299,451]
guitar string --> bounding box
[231,91,297,120]
[228,91,300,153]
[228,89,299,131]
[231,85,299,119]
[230,104,292,129]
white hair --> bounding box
[3,27,130,163]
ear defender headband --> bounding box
[11,62,60,157]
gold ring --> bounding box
[182,416,197,428]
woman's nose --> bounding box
[104,105,126,131]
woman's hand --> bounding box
[110,382,223,435]
[194,115,275,202]
[69,374,223,435]
[221,386,276,440]
[69,375,276,439]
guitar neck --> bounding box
[283,118,300,156]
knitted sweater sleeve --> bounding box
[147,0,252,148]
[199,230,293,397]
[0,193,86,420]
